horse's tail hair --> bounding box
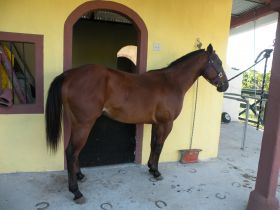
[45,73,64,153]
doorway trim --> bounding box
[63,1,148,164]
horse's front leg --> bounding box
[148,124,157,171]
[148,122,173,179]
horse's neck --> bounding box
[168,53,207,93]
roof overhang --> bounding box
[230,0,277,29]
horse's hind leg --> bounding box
[66,123,92,203]
[75,156,85,182]
[148,122,173,179]
[66,143,82,201]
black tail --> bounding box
[45,73,64,153]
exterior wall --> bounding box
[0,0,232,173]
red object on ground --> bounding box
[180,149,202,164]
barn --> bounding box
[2,1,280,209]
[0,0,232,172]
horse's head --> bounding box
[202,44,229,92]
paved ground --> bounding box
[0,122,278,210]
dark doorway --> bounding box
[72,10,137,167]
[79,116,136,167]
[64,1,148,164]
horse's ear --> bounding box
[207,44,213,54]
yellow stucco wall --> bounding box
[0,0,232,173]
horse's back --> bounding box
[102,68,182,123]
[61,64,182,124]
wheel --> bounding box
[221,112,231,123]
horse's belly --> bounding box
[102,107,154,124]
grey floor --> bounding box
[0,122,278,210]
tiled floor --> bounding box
[1,122,277,210]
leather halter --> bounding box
[203,54,224,87]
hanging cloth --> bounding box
[0,44,14,107]
[0,45,14,89]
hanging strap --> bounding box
[227,49,273,82]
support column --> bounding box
[247,3,280,210]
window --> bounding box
[0,32,43,114]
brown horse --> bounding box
[45,44,228,202]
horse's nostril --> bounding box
[217,82,229,92]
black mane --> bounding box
[168,49,204,67]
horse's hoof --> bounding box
[154,175,164,180]
[77,172,86,182]
[149,169,162,179]
[74,195,86,204]
[77,174,87,183]
[73,190,84,203]
[79,176,87,182]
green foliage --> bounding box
[242,70,271,92]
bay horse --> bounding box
[45,44,228,202]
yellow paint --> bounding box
[0,0,232,173]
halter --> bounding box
[203,53,224,87]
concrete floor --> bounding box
[0,122,279,210]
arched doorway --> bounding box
[63,1,148,165]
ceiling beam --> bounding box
[231,4,273,28]
[271,0,280,11]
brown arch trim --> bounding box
[63,1,148,164]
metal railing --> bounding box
[224,93,249,150]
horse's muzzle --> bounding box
[217,82,229,92]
